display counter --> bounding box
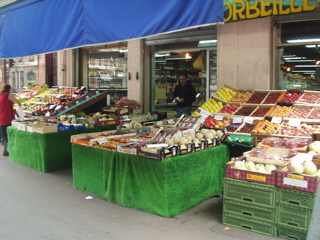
[7,125,117,172]
[72,144,229,217]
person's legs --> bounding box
[176,106,192,118]
[0,125,9,156]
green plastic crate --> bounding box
[223,197,275,223]
[277,224,308,240]
[275,203,312,230]
[276,187,316,210]
[223,211,276,237]
[224,178,276,207]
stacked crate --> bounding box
[275,187,316,240]
[223,178,277,237]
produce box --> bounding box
[229,90,252,103]
[233,104,258,117]
[266,104,293,118]
[178,143,195,155]
[261,91,286,104]
[174,114,204,130]
[243,147,291,161]
[285,106,313,119]
[276,187,316,210]
[234,119,260,136]
[100,106,130,116]
[276,224,308,240]
[218,103,241,115]
[275,161,320,193]
[136,146,177,161]
[252,119,280,135]
[225,134,254,146]
[31,123,58,134]
[116,142,141,155]
[245,90,269,104]
[94,118,119,127]
[250,105,272,118]
[214,84,238,102]
[297,91,320,105]
[278,90,303,103]
[70,133,114,147]
[226,156,286,185]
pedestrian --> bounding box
[0,84,21,156]
[173,73,196,118]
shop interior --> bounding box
[278,20,320,90]
[150,47,217,114]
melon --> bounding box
[291,163,304,174]
[200,129,209,135]
[304,161,317,175]
[208,129,217,137]
[185,135,193,142]
[165,139,174,146]
[134,123,142,129]
[204,132,214,139]
[216,130,224,138]
[196,133,204,140]
[173,137,181,144]
[179,137,188,145]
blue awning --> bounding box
[0,0,223,58]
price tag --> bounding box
[214,115,224,120]
[288,118,301,127]
[86,95,90,100]
[200,109,210,117]
[232,118,243,124]
[55,106,62,110]
[271,116,282,124]
[72,94,77,98]
[97,139,109,144]
[292,153,313,165]
[65,106,70,110]
[76,100,80,105]
[96,90,100,95]
[49,105,56,110]
[243,117,254,124]
[167,119,175,124]
[156,121,163,126]
[45,112,51,117]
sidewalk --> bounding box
[0,155,308,240]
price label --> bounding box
[271,116,282,124]
[156,121,163,126]
[243,117,254,124]
[232,118,243,124]
[97,139,109,144]
[49,105,56,110]
[86,95,90,100]
[214,115,224,121]
[72,94,77,98]
[95,90,100,95]
[200,109,210,117]
[56,94,63,99]
[288,118,301,127]
[167,119,175,124]
[55,106,62,110]
[76,100,80,105]
[45,112,51,117]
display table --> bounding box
[72,144,229,217]
[7,125,117,172]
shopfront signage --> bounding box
[224,0,318,22]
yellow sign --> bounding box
[224,0,317,22]
[247,173,266,182]
[288,174,304,180]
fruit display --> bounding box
[175,115,201,130]
[215,87,236,101]
[96,137,134,150]
[236,123,257,134]
[250,107,271,117]
[267,105,292,117]
[200,98,224,113]
[226,123,241,132]
[307,109,320,119]
[230,91,252,103]
[276,122,320,137]
[298,93,320,104]
[203,116,229,129]
[287,107,312,119]
[246,92,268,104]
[234,106,256,116]
[261,92,282,104]
[261,137,310,149]
[252,120,280,134]
[279,92,302,102]
[218,104,239,114]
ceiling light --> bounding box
[316,60,320,65]
[199,40,217,44]
[287,38,320,43]
[294,65,320,67]
[284,60,315,62]
[155,54,170,57]
[284,57,306,60]
[305,45,320,48]
[292,70,316,73]
[283,55,296,58]
[185,53,191,59]
[287,67,291,72]
[119,50,128,53]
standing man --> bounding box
[173,73,196,118]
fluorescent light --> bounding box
[199,40,217,44]
[292,70,315,73]
[293,85,301,87]
[306,45,320,48]
[294,65,320,67]
[155,54,170,57]
[287,38,320,43]
[284,57,306,60]
[119,50,128,53]
[285,60,315,62]
[283,55,296,58]
[155,60,166,63]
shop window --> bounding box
[87,48,128,102]
[277,20,320,90]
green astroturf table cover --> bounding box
[72,144,229,217]
[7,125,117,172]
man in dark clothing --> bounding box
[173,73,196,118]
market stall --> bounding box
[7,125,117,172]
[72,143,229,218]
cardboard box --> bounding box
[94,118,119,127]
[32,124,58,134]
[137,146,177,161]
[275,161,320,193]
[226,156,287,185]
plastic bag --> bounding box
[15,106,25,120]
